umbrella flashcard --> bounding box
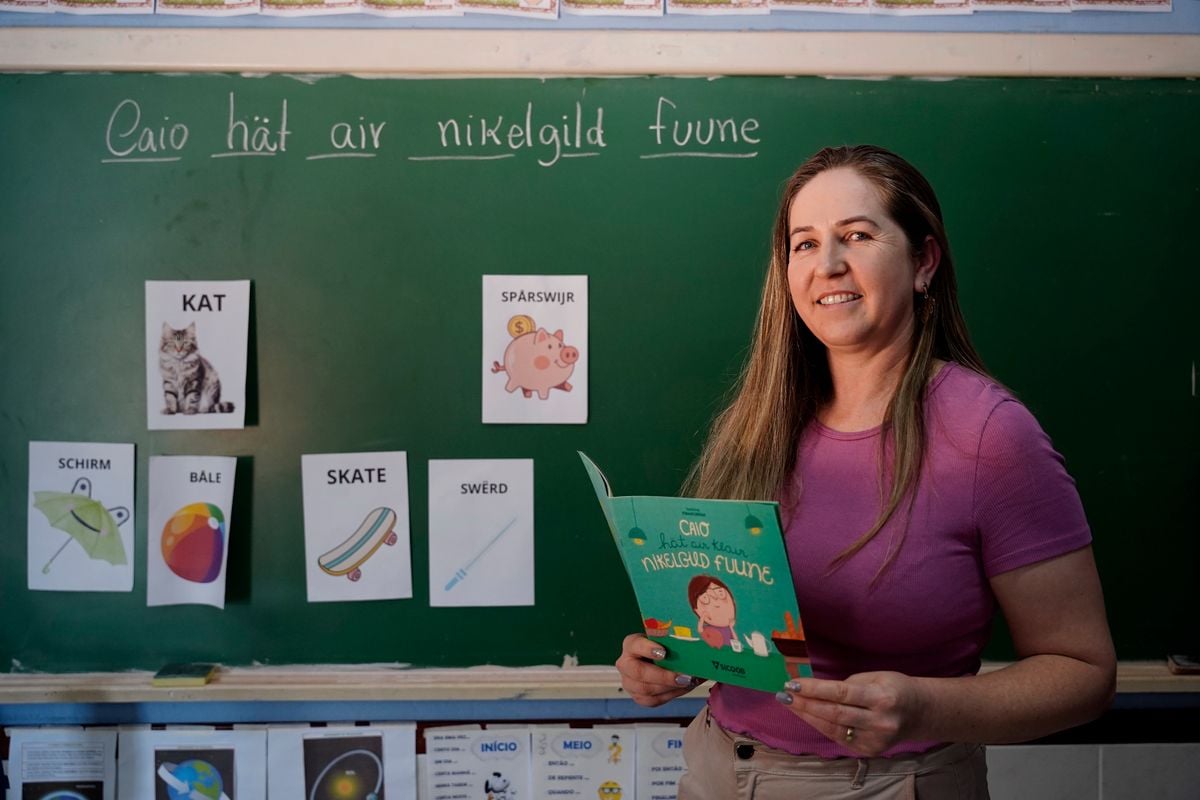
[27,441,135,593]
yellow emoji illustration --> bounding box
[598,780,622,800]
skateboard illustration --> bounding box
[318,506,399,582]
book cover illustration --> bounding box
[580,452,811,693]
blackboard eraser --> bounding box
[152,662,219,687]
[1167,654,1200,675]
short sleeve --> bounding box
[974,399,1092,577]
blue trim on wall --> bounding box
[0,697,706,725]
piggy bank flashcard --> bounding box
[482,275,587,424]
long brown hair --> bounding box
[683,145,990,575]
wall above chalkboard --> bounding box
[0,73,1196,673]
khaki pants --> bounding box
[678,707,990,800]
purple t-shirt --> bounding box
[708,363,1092,758]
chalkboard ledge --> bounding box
[0,662,1196,706]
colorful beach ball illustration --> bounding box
[160,759,226,800]
[162,503,225,583]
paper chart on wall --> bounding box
[27,441,135,593]
[301,451,413,603]
[455,0,558,17]
[424,728,533,800]
[7,727,117,800]
[531,726,637,800]
[147,455,237,609]
[428,459,534,607]
[482,275,587,425]
[145,280,250,431]
[267,723,417,800]
[634,723,688,800]
[116,726,267,800]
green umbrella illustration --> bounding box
[33,477,130,574]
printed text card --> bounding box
[482,275,587,424]
[145,280,249,430]
[147,455,237,608]
[302,451,413,603]
[428,458,534,607]
[27,441,135,592]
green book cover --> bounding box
[580,452,812,693]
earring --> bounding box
[920,282,935,324]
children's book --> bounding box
[580,452,811,693]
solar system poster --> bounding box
[303,735,384,799]
[147,455,237,608]
[27,441,135,593]
[145,279,250,431]
[265,723,416,800]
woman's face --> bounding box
[786,168,937,359]
[694,583,735,626]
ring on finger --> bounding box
[844,726,856,743]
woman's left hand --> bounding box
[775,672,927,757]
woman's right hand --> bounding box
[616,633,703,707]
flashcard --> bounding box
[147,455,237,609]
[562,0,661,15]
[27,441,135,593]
[6,727,117,800]
[117,726,266,800]
[49,0,151,13]
[532,726,636,800]
[456,0,557,18]
[423,728,533,800]
[154,0,259,14]
[301,451,413,603]
[362,0,460,14]
[428,459,534,608]
[145,280,250,431]
[267,723,417,800]
[634,723,688,800]
[482,275,587,425]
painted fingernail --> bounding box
[785,680,803,692]
[675,674,694,687]
[775,691,794,705]
[651,647,667,659]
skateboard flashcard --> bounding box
[27,441,135,593]
[531,725,637,800]
[428,459,534,607]
[145,280,250,431]
[634,723,688,800]
[482,275,588,425]
[423,728,533,800]
[301,451,413,603]
[266,723,417,800]
[117,726,267,800]
[146,455,238,609]
[6,727,117,800]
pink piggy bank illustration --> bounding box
[491,327,580,400]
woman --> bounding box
[614,145,1115,798]
[688,575,739,650]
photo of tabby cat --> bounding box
[159,322,235,415]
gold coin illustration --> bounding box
[507,314,535,337]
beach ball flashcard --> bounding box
[147,455,237,608]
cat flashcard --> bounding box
[145,280,250,430]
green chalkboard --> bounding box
[0,74,1196,672]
